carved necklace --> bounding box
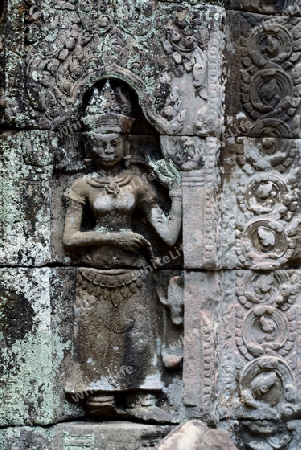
[86,174,133,197]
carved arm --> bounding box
[146,159,182,246]
[63,203,114,247]
[63,202,152,254]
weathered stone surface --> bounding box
[183,271,220,423]
[0,267,84,425]
[51,135,183,268]
[54,422,172,449]
[49,267,86,423]
[0,131,53,266]
[218,270,301,422]
[181,137,220,269]
[2,0,301,447]
[0,267,54,426]
[0,264,184,426]
[2,420,301,449]
[53,81,185,422]
[0,0,25,127]
[0,422,172,449]
[0,426,54,450]
[155,420,238,450]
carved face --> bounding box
[88,132,126,167]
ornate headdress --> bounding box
[82,81,135,133]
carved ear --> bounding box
[122,135,131,167]
[123,154,131,168]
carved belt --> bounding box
[77,268,146,307]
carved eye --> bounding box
[111,140,117,147]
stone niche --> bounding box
[1,0,301,449]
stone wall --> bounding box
[1,0,301,449]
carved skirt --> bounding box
[66,268,162,394]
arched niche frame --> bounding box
[50,68,179,137]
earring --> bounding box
[123,155,131,168]
[84,158,92,166]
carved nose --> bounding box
[105,143,114,154]
[102,142,111,152]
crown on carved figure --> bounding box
[82,81,135,133]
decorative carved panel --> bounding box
[225,12,301,139]
[1,0,224,137]
[219,138,301,270]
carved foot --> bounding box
[86,394,118,417]
[127,406,179,424]
[162,351,183,369]
[126,393,179,424]
[85,392,179,424]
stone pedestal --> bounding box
[0,422,172,450]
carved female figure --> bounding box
[63,81,181,418]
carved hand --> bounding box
[110,231,152,254]
[148,158,181,196]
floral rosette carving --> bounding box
[236,165,300,269]
[237,218,295,270]
[236,138,298,173]
[239,356,297,418]
[237,172,298,221]
[240,420,293,450]
[234,270,301,421]
[235,304,296,360]
[247,24,293,66]
[236,271,298,311]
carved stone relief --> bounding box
[218,138,301,270]
[60,80,184,422]
[218,270,301,422]
[2,0,301,448]
[180,268,301,448]
[225,12,301,139]
[0,0,224,137]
